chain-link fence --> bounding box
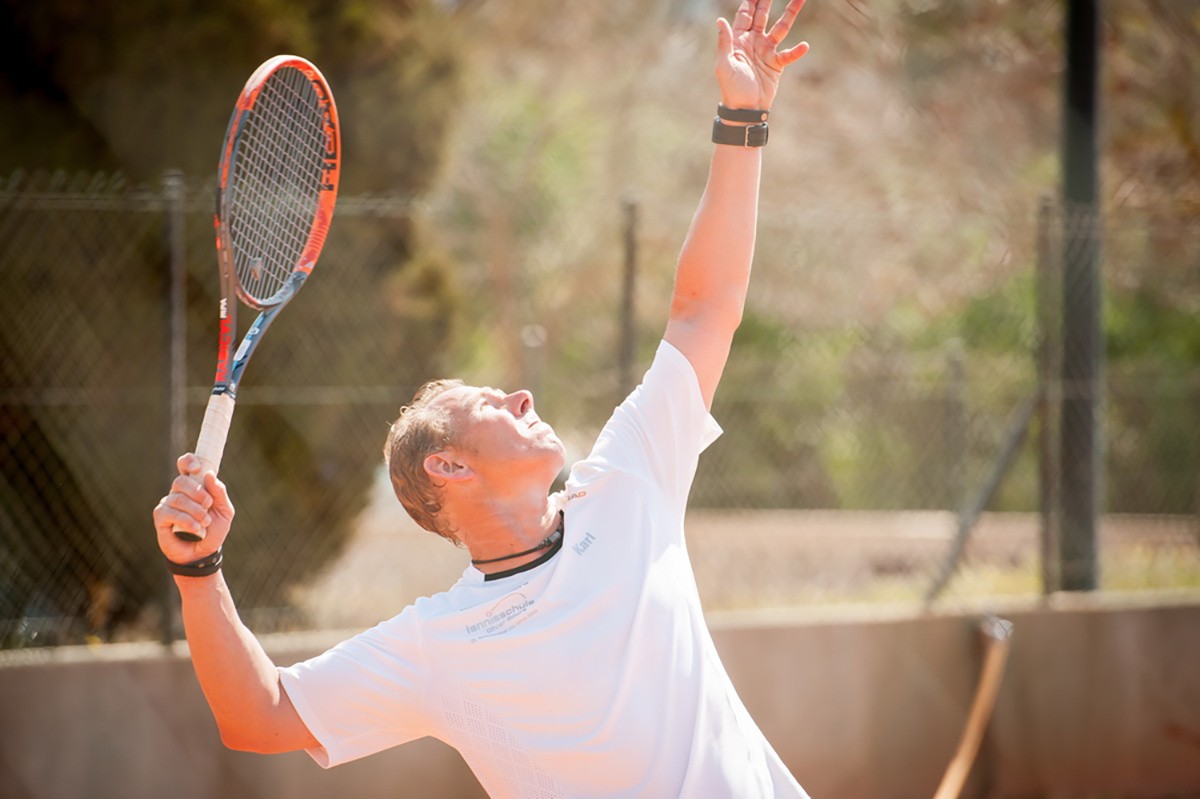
[2,170,1198,647]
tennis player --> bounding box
[154,1,812,795]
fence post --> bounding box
[944,339,966,513]
[163,169,187,643]
[1036,197,1061,594]
[617,197,639,400]
[1058,0,1103,591]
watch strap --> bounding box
[165,548,223,578]
[717,104,769,124]
[711,118,769,147]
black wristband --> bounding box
[166,548,223,578]
[712,118,769,147]
[717,104,769,124]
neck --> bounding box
[451,490,564,575]
[470,512,563,566]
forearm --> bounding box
[667,0,808,353]
[671,143,763,331]
[664,142,763,407]
[175,573,294,751]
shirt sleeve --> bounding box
[574,339,722,507]
[278,607,431,768]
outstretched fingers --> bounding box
[752,0,773,33]
[767,0,806,45]
[732,0,755,33]
[777,40,810,68]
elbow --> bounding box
[669,293,745,338]
[219,726,260,753]
[218,722,281,755]
[221,733,285,756]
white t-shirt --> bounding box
[279,341,809,798]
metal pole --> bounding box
[164,169,187,642]
[617,197,639,400]
[1058,0,1103,591]
[945,339,966,513]
[1036,197,1061,595]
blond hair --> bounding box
[383,379,465,543]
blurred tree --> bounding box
[893,0,1199,212]
[1105,1,1200,214]
[0,0,466,643]
[0,0,465,193]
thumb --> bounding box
[716,17,734,58]
[203,471,234,517]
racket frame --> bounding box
[175,55,340,543]
[213,55,340,399]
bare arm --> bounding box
[664,145,762,409]
[154,456,317,754]
[175,571,318,753]
[664,0,809,408]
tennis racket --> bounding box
[175,55,341,541]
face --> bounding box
[429,385,565,489]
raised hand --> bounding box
[154,453,236,567]
[716,0,810,111]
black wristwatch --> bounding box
[712,118,769,147]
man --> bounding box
[153,1,812,795]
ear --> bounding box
[423,450,474,482]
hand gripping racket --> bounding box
[175,55,341,541]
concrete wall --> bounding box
[2,593,1199,799]
[714,594,1200,797]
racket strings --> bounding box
[226,66,330,306]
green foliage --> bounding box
[1105,281,1200,514]
[695,270,1049,515]
[898,270,1038,356]
[432,71,611,404]
[696,313,850,509]
[1107,288,1200,364]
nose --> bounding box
[507,390,533,417]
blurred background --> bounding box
[1,0,1197,652]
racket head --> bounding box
[216,55,341,310]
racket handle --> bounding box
[173,392,237,542]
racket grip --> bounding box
[173,392,237,542]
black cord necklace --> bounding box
[470,511,564,566]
